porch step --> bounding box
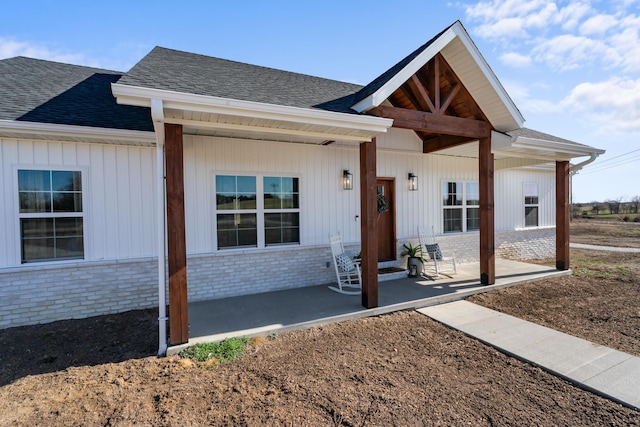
[378,267,408,282]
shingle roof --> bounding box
[351,23,455,106]
[0,31,590,154]
[506,127,590,148]
[117,47,364,114]
[117,24,456,115]
[0,56,153,131]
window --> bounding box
[215,175,300,249]
[442,181,479,233]
[18,169,84,263]
[524,183,539,227]
[215,175,257,248]
[264,176,299,246]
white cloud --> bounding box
[604,15,640,72]
[0,38,89,65]
[473,17,528,40]
[465,0,550,22]
[561,77,640,132]
[579,14,619,35]
[464,0,551,42]
[532,34,607,70]
[0,37,145,71]
[556,2,593,31]
[499,79,561,114]
[464,0,640,72]
[499,51,531,67]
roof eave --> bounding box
[512,136,605,157]
[493,134,605,161]
[112,83,394,138]
[0,119,156,145]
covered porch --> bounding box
[110,22,601,352]
[167,259,568,354]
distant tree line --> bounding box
[573,195,640,221]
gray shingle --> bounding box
[0,57,152,131]
[118,47,364,113]
[507,127,589,147]
[351,23,454,106]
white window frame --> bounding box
[14,165,88,265]
[442,181,479,234]
[263,176,300,247]
[524,182,539,227]
[213,173,300,250]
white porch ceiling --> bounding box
[163,108,382,145]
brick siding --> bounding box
[0,229,554,328]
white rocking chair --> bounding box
[418,226,457,278]
[328,233,362,295]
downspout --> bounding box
[568,152,600,218]
[151,99,168,356]
[570,152,600,175]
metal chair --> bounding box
[418,226,457,278]
[328,233,362,295]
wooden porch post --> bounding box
[479,136,495,285]
[360,138,378,308]
[165,123,189,345]
[556,161,570,270]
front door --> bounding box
[376,178,396,262]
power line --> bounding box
[589,147,640,166]
[579,153,640,174]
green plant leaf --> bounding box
[179,337,249,363]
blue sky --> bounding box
[2,0,639,203]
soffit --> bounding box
[112,84,393,145]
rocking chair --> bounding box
[328,233,362,295]
[418,226,457,278]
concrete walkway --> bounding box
[419,300,640,410]
[570,242,640,253]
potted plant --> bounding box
[401,242,425,277]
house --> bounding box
[0,22,603,351]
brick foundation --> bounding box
[0,229,554,328]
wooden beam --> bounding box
[368,105,491,139]
[434,54,441,111]
[409,75,436,113]
[556,161,570,270]
[360,138,378,308]
[423,135,477,154]
[439,84,461,114]
[479,136,495,285]
[165,123,189,345]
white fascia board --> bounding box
[351,29,456,113]
[513,136,605,157]
[111,84,393,134]
[0,119,155,144]
[450,23,525,127]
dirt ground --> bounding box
[1,221,639,426]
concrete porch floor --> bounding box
[168,259,569,354]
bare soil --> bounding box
[570,219,640,248]
[1,222,639,426]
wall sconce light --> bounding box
[343,170,353,190]
[408,173,418,191]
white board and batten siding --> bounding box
[495,169,556,230]
[0,137,157,268]
[182,128,557,253]
[1,130,557,268]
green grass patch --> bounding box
[616,266,632,276]
[179,337,249,363]
[572,267,615,279]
